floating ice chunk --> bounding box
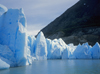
[0,59,10,70]
[35,32,47,60]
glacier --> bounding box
[0,4,32,68]
[0,4,100,70]
[0,4,7,16]
[89,42,100,59]
[0,59,10,69]
[72,43,92,59]
[35,32,47,60]
[0,44,16,67]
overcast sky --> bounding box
[1,0,79,36]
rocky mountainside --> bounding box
[40,0,100,46]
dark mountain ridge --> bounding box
[40,0,100,45]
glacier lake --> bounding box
[0,60,100,74]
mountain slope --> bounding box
[40,0,100,45]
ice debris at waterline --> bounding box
[0,4,100,70]
[0,59,10,69]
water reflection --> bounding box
[0,60,100,74]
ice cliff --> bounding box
[35,32,47,60]
[0,4,100,70]
[0,4,32,67]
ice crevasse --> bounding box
[0,4,100,69]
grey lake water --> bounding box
[0,60,100,74]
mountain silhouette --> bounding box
[40,0,100,45]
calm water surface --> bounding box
[0,60,100,74]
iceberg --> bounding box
[35,32,47,60]
[62,47,69,59]
[0,44,16,67]
[0,7,32,67]
[28,35,36,62]
[0,59,10,70]
[0,4,100,69]
[67,43,77,59]
[73,43,92,59]
[46,38,52,59]
[89,42,100,59]
[58,38,67,50]
[50,39,62,59]
[62,43,92,59]
[62,43,76,59]
[50,38,67,59]
[28,35,36,56]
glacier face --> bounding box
[72,43,92,59]
[0,44,16,67]
[89,42,100,59]
[0,4,100,70]
[35,32,47,60]
[0,4,31,67]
